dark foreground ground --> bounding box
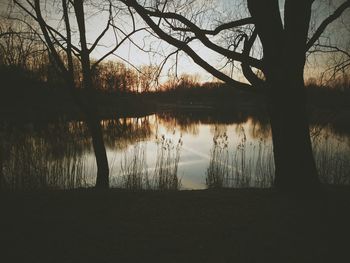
[1,187,350,263]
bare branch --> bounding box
[62,0,75,82]
[30,0,67,74]
[5,16,48,49]
[111,53,143,74]
[89,1,112,54]
[306,0,350,51]
[128,6,136,31]
[155,48,180,81]
[121,0,254,91]
[157,0,168,26]
[0,32,21,38]
[121,0,262,70]
[310,43,350,57]
[170,17,254,36]
[91,27,145,70]
[13,0,38,21]
[14,0,81,54]
[241,29,265,87]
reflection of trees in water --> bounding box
[114,115,183,190]
[232,126,275,187]
[0,121,90,191]
[249,118,271,139]
[206,125,274,188]
[114,135,182,190]
[156,113,199,135]
[206,126,229,188]
[158,110,349,141]
[158,111,270,139]
[206,123,350,188]
[117,143,149,190]
[1,114,349,191]
[209,124,228,137]
[310,110,350,137]
[101,116,153,150]
[0,117,154,191]
[311,127,350,184]
[153,135,182,190]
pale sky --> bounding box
[1,0,349,83]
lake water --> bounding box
[1,112,349,191]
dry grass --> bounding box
[152,135,182,190]
[206,126,274,188]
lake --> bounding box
[1,112,349,191]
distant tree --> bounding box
[93,61,119,92]
[139,65,158,92]
[0,19,46,72]
[177,74,200,89]
[120,0,350,190]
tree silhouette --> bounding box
[120,0,350,190]
[13,0,144,188]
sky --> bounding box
[1,0,349,83]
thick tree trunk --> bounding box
[268,69,319,190]
[247,0,319,190]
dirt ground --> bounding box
[1,187,350,263]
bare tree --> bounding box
[139,65,158,92]
[119,0,350,190]
[12,0,143,188]
[0,18,46,69]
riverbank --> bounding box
[1,187,350,262]
[1,83,349,120]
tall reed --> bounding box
[312,127,350,185]
[118,142,150,190]
[0,124,89,191]
[152,135,182,190]
[206,125,274,189]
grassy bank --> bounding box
[1,187,350,262]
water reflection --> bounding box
[102,117,152,150]
[312,128,350,185]
[153,134,182,190]
[0,121,90,190]
[206,125,274,188]
[117,143,149,190]
[0,112,349,191]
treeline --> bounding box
[1,20,349,103]
[0,22,206,94]
[0,22,157,93]
[0,50,208,95]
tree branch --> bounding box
[310,43,350,57]
[170,17,254,36]
[306,0,350,51]
[241,29,265,87]
[122,0,263,70]
[89,1,112,54]
[91,27,145,70]
[31,0,67,74]
[121,0,256,91]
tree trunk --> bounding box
[268,67,319,190]
[247,0,319,190]
[73,0,109,189]
[85,112,109,189]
